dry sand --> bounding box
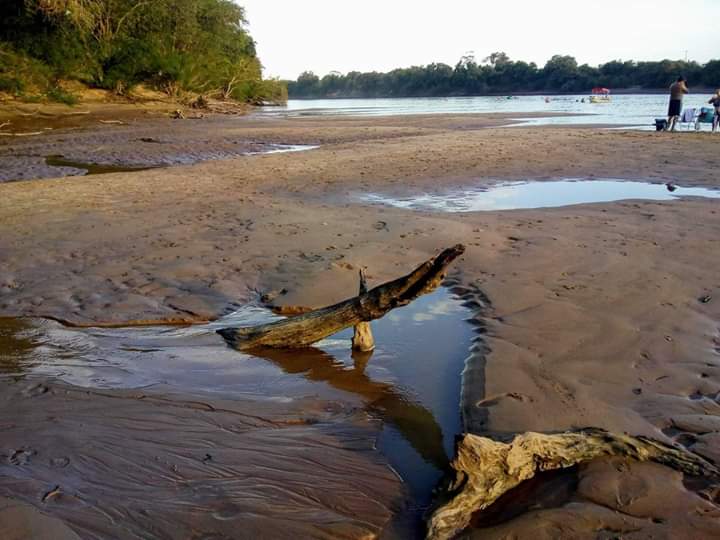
[1,110,719,538]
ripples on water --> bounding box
[0,288,475,515]
[262,95,719,129]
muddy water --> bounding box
[357,179,720,212]
[44,155,154,175]
[2,124,320,182]
[0,288,475,537]
[35,144,319,179]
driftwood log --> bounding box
[218,244,465,350]
[426,428,720,540]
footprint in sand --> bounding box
[8,448,36,466]
[21,383,49,397]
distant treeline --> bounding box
[289,53,720,98]
[0,0,286,104]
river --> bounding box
[262,94,718,129]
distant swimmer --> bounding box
[545,97,551,103]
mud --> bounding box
[0,116,326,182]
[0,377,401,540]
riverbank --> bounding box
[1,113,719,538]
[0,88,257,143]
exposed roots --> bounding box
[427,428,719,540]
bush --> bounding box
[45,85,78,105]
[0,75,24,94]
[0,44,53,95]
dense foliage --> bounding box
[289,53,720,98]
[0,0,286,103]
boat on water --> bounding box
[589,87,611,103]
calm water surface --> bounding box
[43,144,319,177]
[262,95,719,129]
[357,179,720,212]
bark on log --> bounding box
[218,244,465,350]
[426,428,720,540]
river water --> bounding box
[262,94,719,129]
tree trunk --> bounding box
[218,244,465,350]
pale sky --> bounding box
[239,0,720,80]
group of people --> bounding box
[666,76,720,132]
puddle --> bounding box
[247,143,320,155]
[45,155,153,175]
[0,287,475,529]
[357,179,720,212]
[42,145,318,177]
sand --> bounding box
[1,110,719,538]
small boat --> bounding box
[589,87,611,103]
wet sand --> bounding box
[1,110,720,538]
[0,378,401,539]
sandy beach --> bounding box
[1,110,720,538]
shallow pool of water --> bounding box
[246,143,320,155]
[43,144,319,177]
[358,179,720,212]
[0,287,475,518]
[45,155,153,175]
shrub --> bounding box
[45,85,78,105]
[0,75,24,94]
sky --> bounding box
[238,0,720,80]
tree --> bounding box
[703,60,720,88]
[0,0,285,103]
[483,51,510,67]
[542,55,580,91]
[284,54,720,99]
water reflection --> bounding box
[45,155,153,175]
[253,346,449,470]
[359,179,720,212]
[0,288,475,511]
[44,144,319,177]
[0,318,38,376]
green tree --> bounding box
[542,55,579,91]
[0,0,285,103]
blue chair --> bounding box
[695,107,715,130]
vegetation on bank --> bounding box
[289,53,720,98]
[0,0,286,105]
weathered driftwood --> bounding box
[426,428,720,540]
[352,268,375,352]
[218,244,465,350]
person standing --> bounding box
[709,89,720,133]
[666,76,689,131]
